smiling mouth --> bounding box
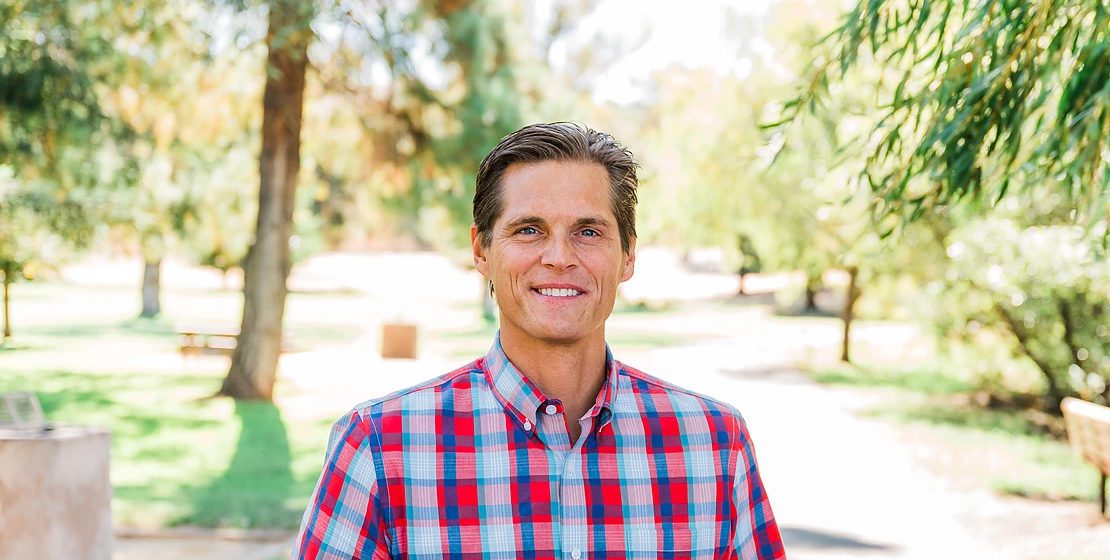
[535,287,582,297]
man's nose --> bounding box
[541,234,577,269]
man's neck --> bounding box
[499,326,608,440]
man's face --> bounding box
[472,160,636,347]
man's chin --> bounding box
[528,326,604,347]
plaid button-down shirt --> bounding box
[292,338,785,559]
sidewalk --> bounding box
[114,534,293,560]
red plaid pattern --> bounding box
[293,339,785,559]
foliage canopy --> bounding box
[784,0,1110,225]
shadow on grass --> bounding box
[810,363,976,396]
[19,371,223,441]
[174,400,298,529]
[867,400,1051,438]
[22,317,176,340]
[774,306,839,319]
[0,343,35,353]
[723,292,777,307]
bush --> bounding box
[933,219,1109,408]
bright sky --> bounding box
[547,0,775,105]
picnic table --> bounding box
[177,329,295,357]
[1061,397,1110,517]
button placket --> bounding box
[560,452,586,560]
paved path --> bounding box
[114,536,293,560]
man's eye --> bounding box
[580,228,600,237]
[518,226,538,235]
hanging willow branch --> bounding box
[776,0,1110,225]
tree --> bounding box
[0,183,93,341]
[324,0,524,249]
[784,0,1110,225]
[774,0,1110,400]
[219,0,530,399]
[219,0,314,400]
[100,2,220,319]
[736,234,762,296]
[0,1,135,334]
[937,217,1110,408]
[0,2,113,185]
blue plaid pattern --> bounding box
[292,336,785,559]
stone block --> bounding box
[0,426,112,559]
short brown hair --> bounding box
[473,122,638,253]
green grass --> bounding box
[810,361,1097,503]
[869,401,1094,501]
[811,362,977,395]
[0,369,331,530]
[0,279,371,529]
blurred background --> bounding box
[1,0,1108,558]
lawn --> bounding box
[809,360,1098,503]
[0,368,333,529]
[0,279,365,530]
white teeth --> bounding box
[538,288,580,297]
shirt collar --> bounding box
[482,333,620,432]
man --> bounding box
[292,122,785,559]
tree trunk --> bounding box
[804,273,820,312]
[737,272,747,296]
[840,266,860,363]
[220,0,312,400]
[2,264,11,341]
[994,302,1065,408]
[140,257,161,318]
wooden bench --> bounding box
[178,330,295,357]
[178,330,239,357]
[1061,397,1110,516]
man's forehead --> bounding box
[493,161,612,220]
[499,160,609,199]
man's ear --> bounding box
[620,237,636,283]
[471,224,488,277]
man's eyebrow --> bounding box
[575,216,612,228]
[502,215,546,230]
[502,215,613,230]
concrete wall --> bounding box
[0,426,112,560]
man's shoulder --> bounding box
[347,358,487,419]
[615,360,744,419]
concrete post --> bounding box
[0,426,112,559]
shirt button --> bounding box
[571,548,582,559]
[545,404,558,415]
[522,420,532,430]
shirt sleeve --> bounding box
[290,409,392,560]
[729,413,786,559]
